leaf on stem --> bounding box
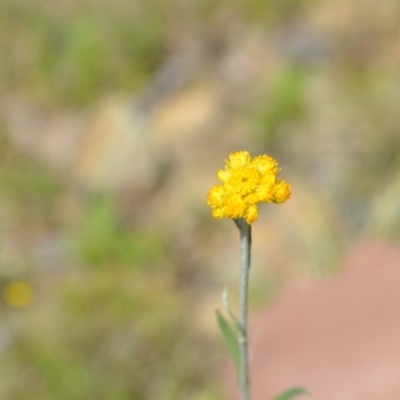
[271,387,310,400]
[215,309,240,375]
[222,286,240,331]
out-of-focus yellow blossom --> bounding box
[207,151,291,224]
[3,280,34,308]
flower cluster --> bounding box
[207,151,291,224]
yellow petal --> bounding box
[274,180,291,203]
[217,169,230,183]
[207,185,225,207]
[244,204,259,224]
[252,155,279,174]
[227,151,251,169]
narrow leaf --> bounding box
[272,387,310,400]
[216,309,240,374]
[222,286,240,331]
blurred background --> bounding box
[1,0,400,399]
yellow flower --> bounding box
[207,151,291,224]
[3,280,34,308]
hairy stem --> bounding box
[238,218,251,400]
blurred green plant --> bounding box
[74,196,167,268]
[0,0,168,107]
[0,262,222,399]
[0,128,64,223]
[192,0,315,25]
[250,68,307,150]
[0,0,319,108]
[0,134,223,400]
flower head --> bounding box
[207,151,291,223]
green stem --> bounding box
[237,218,251,400]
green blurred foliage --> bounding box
[74,197,167,269]
[0,0,317,108]
[0,0,168,107]
[250,68,307,149]
[0,129,222,398]
[193,0,315,25]
[0,128,64,224]
[0,198,222,399]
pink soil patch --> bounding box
[224,242,400,400]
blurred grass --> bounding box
[0,128,222,398]
[0,127,64,225]
[74,197,168,269]
[193,0,315,25]
[0,0,316,108]
[0,0,169,107]
[250,67,307,149]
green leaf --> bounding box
[215,310,240,374]
[272,387,310,400]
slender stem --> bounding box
[237,218,251,400]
